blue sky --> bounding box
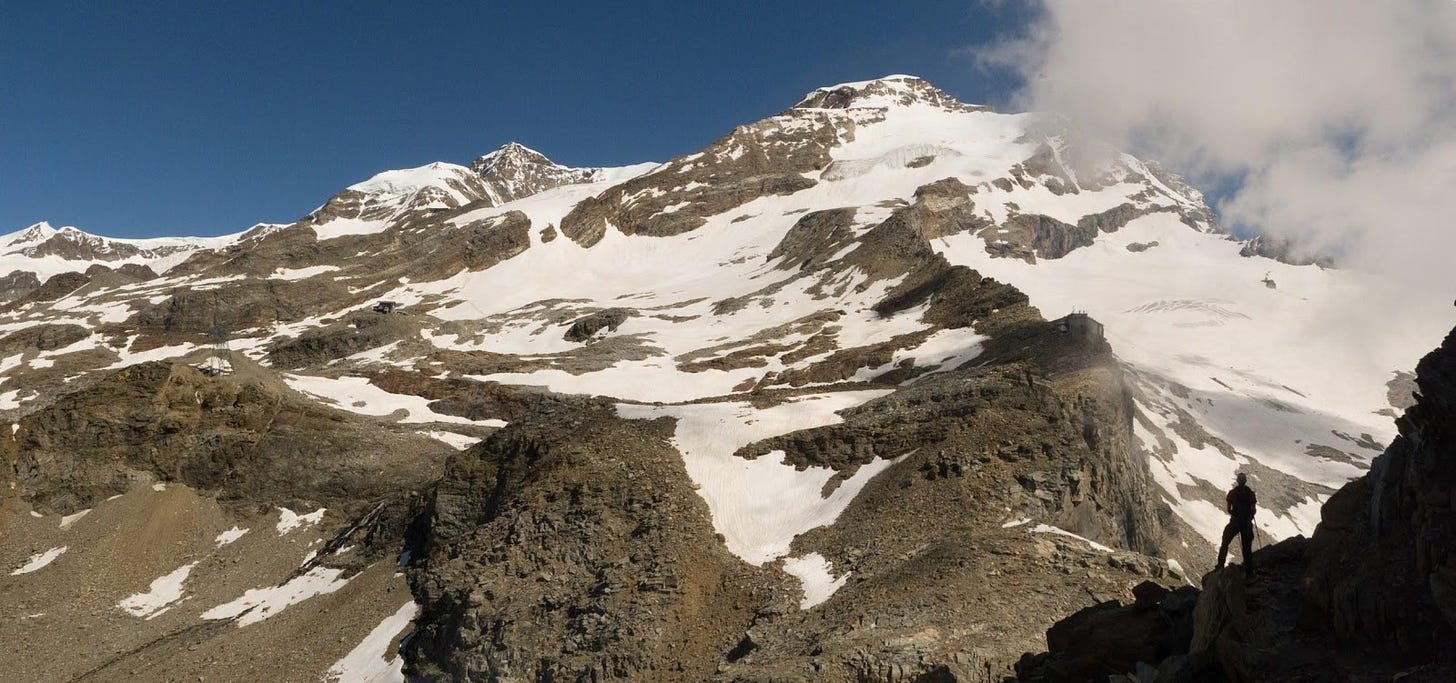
[0,2,1035,238]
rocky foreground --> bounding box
[1017,323,1456,683]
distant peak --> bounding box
[2,221,62,248]
[793,74,988,113]
[472,141,558,171]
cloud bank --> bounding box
[981,0,1456,298]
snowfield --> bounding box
[618,391,902,565]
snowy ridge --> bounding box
[347,162,480,200]
[0,221,250,280]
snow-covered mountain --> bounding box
[3,74,1450,681]
[0,221,247,281]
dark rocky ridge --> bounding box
[1018,323,1456,682]
[3,359,450,515]
[559,108,842,247]
[405,399,768,681]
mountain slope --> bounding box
[1,74,1449,682]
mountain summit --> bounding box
[470,141,598,204]
[793,74,990,112]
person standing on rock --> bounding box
[1215,472,1257,578]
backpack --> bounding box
[1228,485,1257,519]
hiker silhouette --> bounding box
[1215,472,1257,577]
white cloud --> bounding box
[979,0,1456,297]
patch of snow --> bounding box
[1030,524,1115,553]
[59,509,90,529]
[781,553,849,609]
[617,391,904,565]
[214,526,249,548]
[118,562,197,618]
[418,430,482,450]
[10,546,67,575]
[283,374,481,425]
[201,566,351,626]
[325,601,419,683]
[276,507,326,535]
[272,265,340,281]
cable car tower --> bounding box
[202,326,232,376]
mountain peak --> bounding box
[793,74,988,113]
[470,141,560,175]
[2,221,65,250]
[470,142,601,204]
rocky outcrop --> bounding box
[405,400,765,681]
[6,360,450,514]
[743,321,1167,556]
[562,307,633,342]
[1006,214,1097,261]
[2,271,90,310]
[0,269,41,302]
[0,323,89,357]
[1239,234,1336,268]
[267,310,424,369]
[133,278,354,340]
[1018,324,1456,682]
[406,210,533,281]
[767,207,857,270]
[1016,581,1198,682]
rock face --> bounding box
[405,400,765,681]
[135,278,355,340]
[1018,323,1456,682]
[2,271,89,310]
[1302,323,1456,657]
[0,324,89,358]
